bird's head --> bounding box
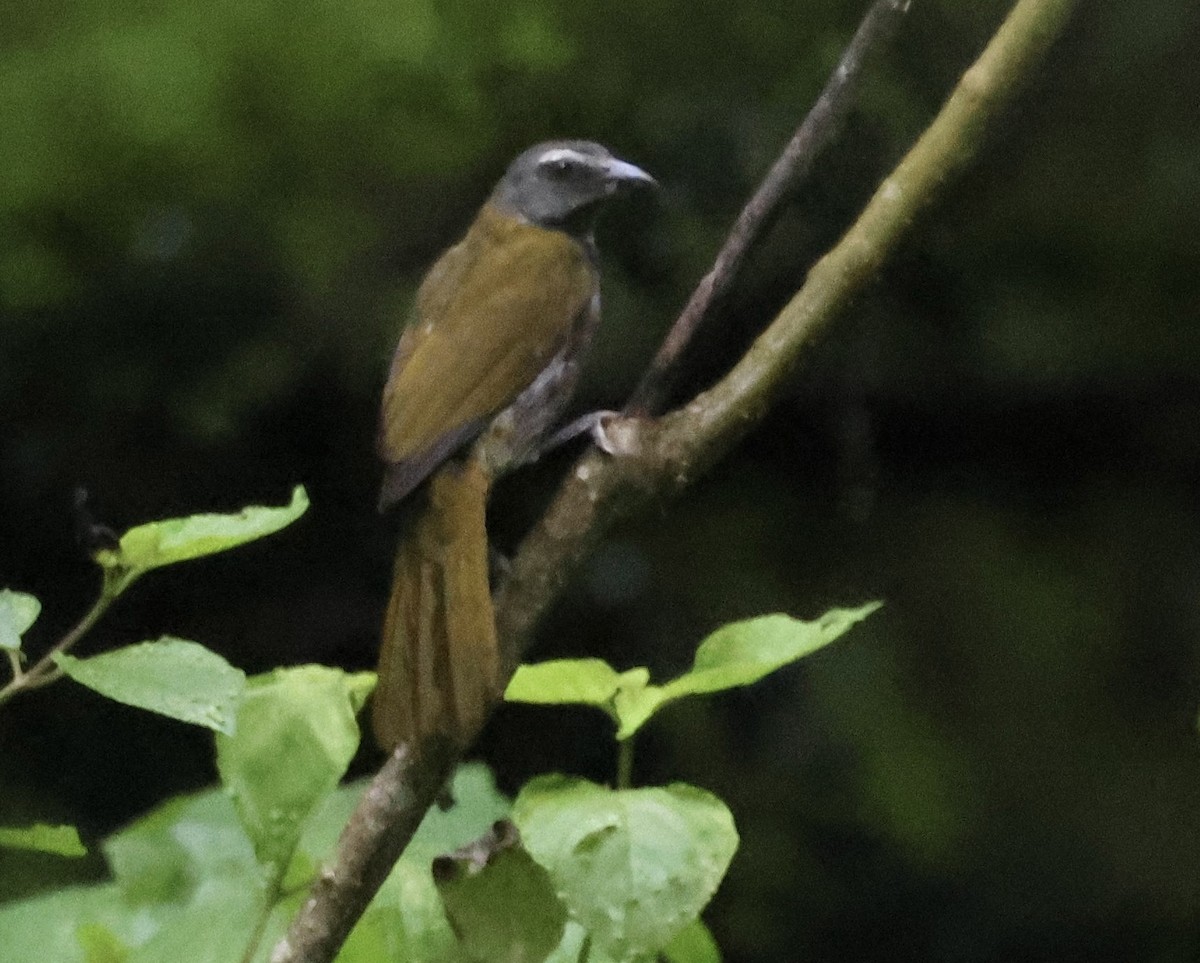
[491,140,656,235]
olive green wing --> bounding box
[378,210,595,509]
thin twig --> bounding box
[0,583,116,705]
[627,0,912,415]
[240,865,288,963]
[271,1,1081,959]
[5,650,22,684]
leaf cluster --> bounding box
[0,490,879,962]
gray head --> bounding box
[490,140,656,234]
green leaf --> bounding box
[280,848,318,894]
[610,680,668,741]
[508,606,880,742]
[341,866,456,963]
[337,905,409,963]
[436,825,567,963]
[4,789,270,963]
[94,485,308,589]
[215,665,374,869]
[506,660,656,733]
[93,786,325,959]
[54,638,246,733]
[122,880,262,963]
[406,763,514,862]
[0,884,135,963]
[505,658,625,709]
[614,603,881,739]
[103,788,257,906]
[662,919,722,963]
[76,923,130,963]
[0,587,40,652]
[666,604,882,697]
[0,764,506,963]
[0,822,86,857]
[299,762,510,870]
[513,776,738,962]
[542,922,622,963]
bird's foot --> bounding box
[542,409,628,455]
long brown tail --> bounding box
[371,459,501,751]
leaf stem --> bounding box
[617,738,634,791]
[0,572,123,706]
[4,649,22,682]
[576,933,593,963]
[241,864,288,963]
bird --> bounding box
[372,140,656,751]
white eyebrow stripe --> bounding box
[537,147,593,166]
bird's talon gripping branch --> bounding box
[590,411,622,455]
[591,411,645,456]
[540,408,622,456]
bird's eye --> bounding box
[538,151,588,179]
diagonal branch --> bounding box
[271,1,1081,960]
[499,0,1080,662]
[628,0,912,416]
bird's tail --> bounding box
[371,458,501,751]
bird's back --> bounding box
[377,204,597,509]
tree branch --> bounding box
[271,1,1081,959]
[269,743,456,962]
[628,0,912,416]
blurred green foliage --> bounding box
[3,0,1200,961]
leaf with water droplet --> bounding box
[54,637,245,733]
[215,665,374,868]
[514,776,738,961]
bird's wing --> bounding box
[377,204,596,508]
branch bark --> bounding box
[270,743,455,963]
[628,0,912,415]
[271,0,1080,959]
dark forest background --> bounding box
[3,1,1200,960]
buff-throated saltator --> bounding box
[372,141,655,751]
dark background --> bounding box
[4,1,1200,959]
